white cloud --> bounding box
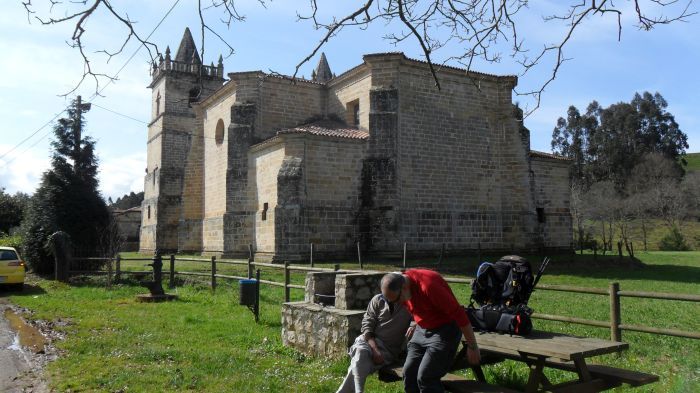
[0,146,50,194]
[98,152,146,200]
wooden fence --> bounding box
[67,254,699,341]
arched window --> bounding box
[215,119,225,145]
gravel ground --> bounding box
[0,298,54,393]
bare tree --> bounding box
[22,0,696,110]
[570,181,587,253]
[585,181,618,253]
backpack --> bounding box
[470,255,535,307]
[467,256,549,335]
[466,303,533,336]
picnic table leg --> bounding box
[572,355,592,382]
[524,356,546,393]
[471,365,487,382]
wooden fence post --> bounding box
[357,242,363,270]
[248,244,254,279]
[284,261,290,303]
[107,257,113,289]
[169,254,175,289]
[211,255,217,291]
[609,282,622,342]
[310,243,314,267]
[115,255,121,282]
[403,242,407,269]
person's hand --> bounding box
[466,345,481,365]
[371,349,385,365]
[405,325,416,340]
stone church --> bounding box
[139,28,572,261]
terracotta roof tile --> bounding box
[277,119,369,140]
[529,150,571,161]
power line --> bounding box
[0,0,181,168]
[0,108,66,161]
[91,103,147,124]
[93,0,182,98]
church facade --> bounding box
[139,28,573,260]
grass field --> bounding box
[685,152,700,172]
[6,251,700,392]
[581,219,700,252]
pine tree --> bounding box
[22,96,110,274]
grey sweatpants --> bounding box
[336,335,394,393]
[403,323,461,393]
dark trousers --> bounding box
[403,322,461,393]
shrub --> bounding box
[0,234,23,250]
[658,226,691,251]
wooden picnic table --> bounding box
[451,330,658,393]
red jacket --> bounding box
[404,269,470,329]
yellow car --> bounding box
[0,246,25,291]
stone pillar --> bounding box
[223,102,256,256]
[359,87,400,252]
[275,156,305,260]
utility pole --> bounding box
[72,95,92,159]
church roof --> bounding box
[312,53,333,83]
[529,150,571,161]
[277,119,368,140]
[174,27,201,63]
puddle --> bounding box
[3,309,47,353]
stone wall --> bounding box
[113,208,141,251]
[328,68,371,129]
[281,302,364,358]
[282,271,384,358]
[334,273,384,310]
[258,78,325,140]
[251,143,286,254]
[530,156,573,250]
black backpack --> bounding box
[470,255,535,307]
[467,256,549,335]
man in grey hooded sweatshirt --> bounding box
[336,273,414,393]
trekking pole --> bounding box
[526,257,550,305]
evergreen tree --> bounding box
[0,189,30,234]
[22,96,110,274]
[552,92,688,189]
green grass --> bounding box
[684,152,700,172]
[8,251,700,392]
[579,219,700,251]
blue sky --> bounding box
[1,0,698,200]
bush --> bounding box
[0,234,23,250]
[658,226,691,251]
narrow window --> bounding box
[155,92,161,116]
[147,205,151,219]
[262,202,269,221]
[215,119,225,145]
[188,88,200,106]
[153,167,158,187]
[536,208,545,223]
[353,103,360,127]
[347,99,360,127]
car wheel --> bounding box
[12,283,24,292]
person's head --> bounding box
[381,272,411,303]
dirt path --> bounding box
[0,299,52,393]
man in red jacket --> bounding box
[381,270,480,393]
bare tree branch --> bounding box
[24,0,697,111]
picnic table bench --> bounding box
[379,330,658,392]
